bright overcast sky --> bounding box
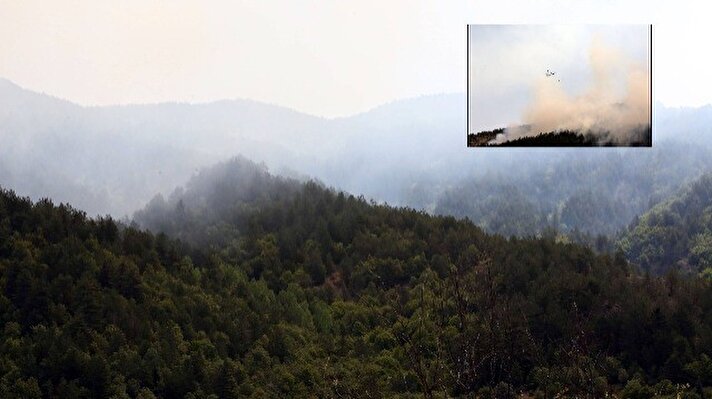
[0,0,709,117]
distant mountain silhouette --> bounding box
[0,78,468,216]
[0,77,709,236]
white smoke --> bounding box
[495,36,651,145]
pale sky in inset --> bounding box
[0,0,709,117]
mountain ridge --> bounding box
[2,77,712,243]
[4,158,712,397]
[1,77,463,121]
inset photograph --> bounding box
[468,24,652,147]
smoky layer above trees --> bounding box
[3,161,712,396]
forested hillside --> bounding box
[133,157,304,249]
[3,159,710,397]
[619,173,712,276]
[469,127,651,147]
[434,141,712,237]
[4,78,711,241]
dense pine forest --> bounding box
[487,131,603,147]
[434,141,712,238]
[620,173,712,276]
[2,158,712,398]
[467,126,651,147]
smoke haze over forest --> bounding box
[1,77,710,239]
[4,1,712,396]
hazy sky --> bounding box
[0,0,709,117]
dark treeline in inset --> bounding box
[468,125,652,147]
[496,130,601,146]
[2,157,712,397]
[467,128,503,147]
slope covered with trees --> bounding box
[133,156,304,249]
[619,173,712,276]
[3,159,708,397]
[435,141,712,238]
[4,77,710,236]
[477,126,651,147]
